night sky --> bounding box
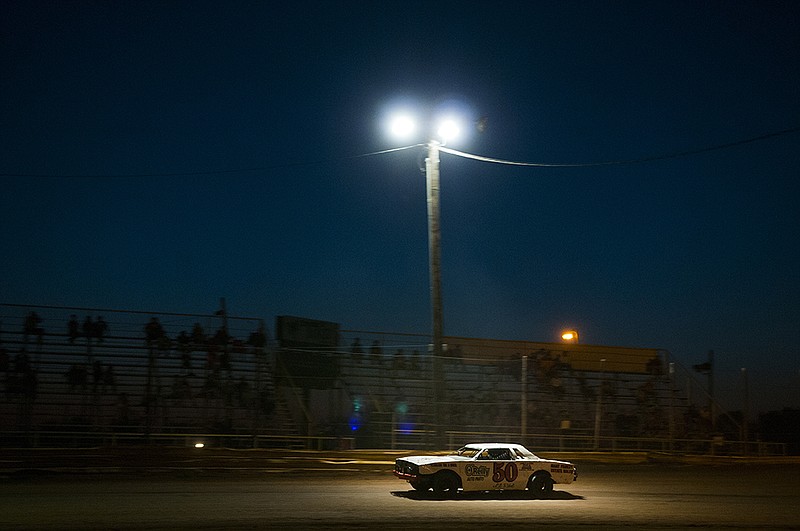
[2,1,799,412]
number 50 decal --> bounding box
[492,462,518,482]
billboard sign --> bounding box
[276,315,339,349]
[443,336,662,375]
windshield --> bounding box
[453,445,540,459]
[453,446,481,458]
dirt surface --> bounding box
[2,460,799,529]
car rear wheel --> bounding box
[432,471,459,497]
[527,473,553,498]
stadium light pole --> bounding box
[426,139,445,447]
[388,112,462,447]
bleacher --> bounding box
[0,304,288,445]
[1,304,726,450]
[333,330,696,448]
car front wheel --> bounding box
[432,472,459,497]
[410,478,431,491]
[528,474,553,498]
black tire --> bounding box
[410,478,431,492]
[528,474,553,498]
[432,472,459,497]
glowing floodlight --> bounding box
[389,113,417,140]
[436,118,461,143]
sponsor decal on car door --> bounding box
[492,461,519,489]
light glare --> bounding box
[389,114,417,139]
[561,330,579,342]
[437,119,461,142]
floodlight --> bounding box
[389,113,417,140]
[436,118,461,143]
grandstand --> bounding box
[1,303,764,454]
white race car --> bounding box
[394,442,577,497]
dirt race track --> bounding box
[2,460,800,530]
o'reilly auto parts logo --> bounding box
[465,464,489,477]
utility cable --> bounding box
[1,128,797,178]
[438,126,800,168]
[0,144,426,179]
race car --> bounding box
[394,442,576,497]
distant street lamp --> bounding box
[561,330,579,342]
[388,110,466,446]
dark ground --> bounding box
[1,448,799,529]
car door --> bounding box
[488,448,522,490]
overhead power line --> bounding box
[439,126,800,167]
[0,144,426,179]
[1,127,797,179]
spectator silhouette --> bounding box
[68,315,80,344]
[350,338,363,363]
[11,351,37,400]
[66,363,88,392]
[248,325,267,354]
[213,326,231,372]
[191,323,206,350]
[94,316,108,342]
[392,348,406,371]
[115,393,130,427]
[410,349,421,370]
[0,344,8,397]
[206,343,219,373]
[171,375,192,400]
[23,312,43,344]
[370,340,382,364]
[82,316,94,341]
[234,377,251,407]
[92,360,104,393]
[103,365,116,394]
[177,330,192,373]
[145,317,165,347]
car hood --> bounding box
[400,455,469,466]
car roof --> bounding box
[463,442,527,450]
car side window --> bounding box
[488,448,512,460]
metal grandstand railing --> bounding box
[0,302,281,444]
[0,303,769,455]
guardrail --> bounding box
[0,428,787,456]
[439,430,786,456]
[1,430,355,451]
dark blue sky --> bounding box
[2,1,799,411]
